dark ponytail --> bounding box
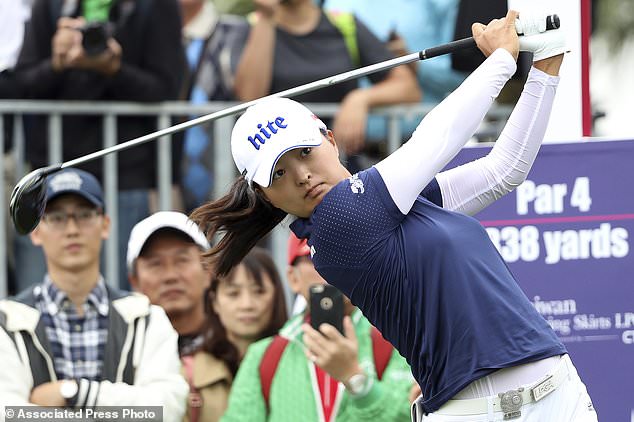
[190,176,287,277]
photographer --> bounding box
[13,0,186,291]
[50,16,121,76]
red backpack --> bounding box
[258,326,394,412]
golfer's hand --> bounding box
[302,316,362,383]
[30,381,66,407]
[472,10,520,60]
[333,90,369,154]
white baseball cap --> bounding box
[231,97,327,188]
[126,211,210,273]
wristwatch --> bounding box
[345,371,372,397]
[59,379,79,406]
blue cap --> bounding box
[45,168,104,209]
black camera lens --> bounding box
[81,22,109,56]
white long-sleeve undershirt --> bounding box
[375,49,560,216]
[437,66,560,215]
[374,48,517,214]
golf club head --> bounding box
[9,165,62,235]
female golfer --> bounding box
[192,11,597,421]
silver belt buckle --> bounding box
[499,387,523,420]
[531,375,555,402]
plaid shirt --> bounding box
[34,276,109,381]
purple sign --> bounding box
[448,139,634,422]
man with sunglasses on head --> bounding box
[0,168,187,421]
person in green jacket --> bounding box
[221,233,413,422]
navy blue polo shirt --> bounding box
[290,167,565,413]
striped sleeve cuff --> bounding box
[71,378,101,408]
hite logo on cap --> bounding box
[50,172,83,192]
[247,117,288,150]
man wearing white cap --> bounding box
[127,211,211,357]
[128,211,223,422]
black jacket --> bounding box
[15,0,185,189]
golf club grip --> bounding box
[546,15,560,30]
[420,37,476,60]
[516,14,560,34]
[420,13,560,60]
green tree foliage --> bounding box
[594,0,634,50]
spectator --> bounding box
[1,0,33,294]
[179,0,249,210]
[220,234,413,422]
[323,0,466,104]
[14,0,186,291]
[127,211,212,357]
[129,222,287,422]
[126,211,211,421]
[234,0,420,167]
[0,168,187,421]
[322,0,468,142]
[199,246,288,421]
[0,0,31,79]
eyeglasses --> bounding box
[41,208,103,230]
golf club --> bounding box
[9,14,560,234]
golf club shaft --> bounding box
[61,37,476,169]
[61,10,561,170]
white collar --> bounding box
[183,1,218,41]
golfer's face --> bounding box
[261,131,346,218]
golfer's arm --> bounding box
[437,66,560,215]
[234,15,276,101]
[374,49,517,214]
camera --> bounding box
[80,22,110,56]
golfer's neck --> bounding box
[335,165,353,184]
[47,263,102,310]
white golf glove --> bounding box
[516,13,569,61]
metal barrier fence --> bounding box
[0,100,512,300]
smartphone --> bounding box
[309,284,344,334]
